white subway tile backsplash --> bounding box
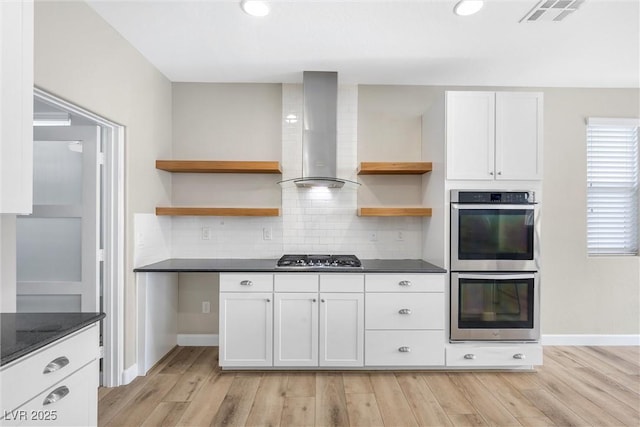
[166,84,422,260]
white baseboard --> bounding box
[542,334,640,346]
[121,363,139,385]
[177,334,219,346]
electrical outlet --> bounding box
[263,227,272,241]
[369,231,378,242]
[397,231,404,241]
[202,301,210,313]
[201,227,211,240]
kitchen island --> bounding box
[0,312,104,426]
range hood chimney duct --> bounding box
[291,71,349,188]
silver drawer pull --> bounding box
[398,346,411,353]
[240,280,253,286]
[43,356,70,374]
[398,280,411,287]
[513,353,526,360]
[398,309,412,315]
[43,386,69,406]
[464,353,476,360]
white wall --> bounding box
[32,1,173,368]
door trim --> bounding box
[34,87,125,387]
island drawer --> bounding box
[365,274,445,293]
[0,324,98,415]
[220,273,273,292]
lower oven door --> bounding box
[451,272,540,341]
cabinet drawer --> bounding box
[365,330,445,366]
[0,324,99,415]
[365,274,444,292]
[320,274,364,292]
[274,274,318,292]
[366,293,444,330]
[446,344,543,367]
[220,273,273,292]
[1,360,98,426]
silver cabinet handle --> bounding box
[321,299,325,303]
[398,309,412,315]
[513,353,525,360]
[464,354,476,360]
[398,346,411,353]
[497,171,502,176]
[312,298,317,302]
[43,356,70,374]
[266,298,271,302]
[398,280,411,287]
[489,171,494,176]
[240,280,253,286]
[43,386,69,406]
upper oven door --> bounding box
[451,203,539,272]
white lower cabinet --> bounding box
[219,291,273,367]
[0,324,100,427]
[319,293,364,367]
[446,343,543,367]
[274,292,319,367]
[366,330,445,366]
[365,273,446,367]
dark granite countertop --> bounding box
[1,312,105,367]
[134,258,446,273]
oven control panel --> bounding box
[454,191,535,204]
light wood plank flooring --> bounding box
[99,346,639,426]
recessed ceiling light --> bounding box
[454,0,484,16]
[240,0,270,17]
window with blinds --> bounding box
[587,118,639,256]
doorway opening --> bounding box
[16,88,125,386]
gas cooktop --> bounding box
[276,254,362,268]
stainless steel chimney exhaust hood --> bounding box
[280,71,358,189]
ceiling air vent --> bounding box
[520,0,584,23]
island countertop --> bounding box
[133,258,446,273]
[1,312,106,367]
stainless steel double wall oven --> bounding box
[450,190,540,341]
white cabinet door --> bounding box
[319,293,364,367]
[274,293,318,367]
[0,0,33,214]
[219,292,273,367]
[446,91,543,181]
[495,92,543,180]
[446,91,495,180]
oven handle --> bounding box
[451,204,536,210]
[455,273,537,280]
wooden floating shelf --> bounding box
[357,162,432,175]
[156,160,281,174]
[156,207,280,217]
[358,207,432,217]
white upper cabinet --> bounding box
[0,0,33,214]
[446,91,543,181]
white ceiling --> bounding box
[87,0,640,88]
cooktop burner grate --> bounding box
[276,254,362,268]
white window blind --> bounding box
[587,118,639,256]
